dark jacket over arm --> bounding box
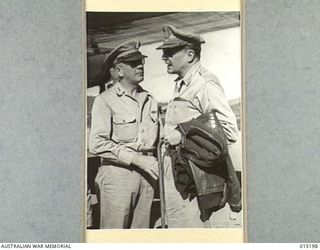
[171,110,241,221]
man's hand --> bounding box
[132,155,159,180]
[164,129,182,146]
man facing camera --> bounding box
[89,40,160,229]
[156,25,241,228]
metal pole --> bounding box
[157,138,166,228]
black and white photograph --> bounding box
[86,12,243,231]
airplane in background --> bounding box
[86,12,242,229]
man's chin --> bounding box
[136,76,144,83]
[167,68,174,74]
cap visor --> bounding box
[156,44,178,50]
[156,43,188,50]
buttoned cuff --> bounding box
[118,150,137,166]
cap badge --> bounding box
[163,26,173,41]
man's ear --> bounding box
[109,67,119,81]
[187,49,196,62]
[115,65,123,78]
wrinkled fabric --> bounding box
[95,165,154,228]
[171,111,242,221]
[164,62,238,144]
[163,62,240,227]
[90,82,159,166]
[89,82,159,228]
[163,152,211,228]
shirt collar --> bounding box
[114,81,150,98]
[174,61,201,89]
[183,61,201,85]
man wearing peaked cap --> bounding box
[89,40,160,229]
[105,40,148,67]
[157,25,241,228]
[156,25,205,50]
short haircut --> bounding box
[185,44,201,60]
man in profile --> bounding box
[156,25,241,228]
[89,40,160,228]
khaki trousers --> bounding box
[163,154,210,228]
[95,165,154,229]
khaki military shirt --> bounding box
[89,82,159,166]
[164,62,239,143]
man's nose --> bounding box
[161,54,168,60]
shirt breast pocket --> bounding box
[112,114,138,142]
[167,98,202,125]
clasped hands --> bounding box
[131,129,182,180]
[164,129,182,147]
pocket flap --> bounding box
[113,114,136,124]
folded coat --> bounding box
[170,110,242,221]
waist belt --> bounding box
[101,151,154,166]
[137,152,154,156]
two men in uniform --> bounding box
[89,25,241,228]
